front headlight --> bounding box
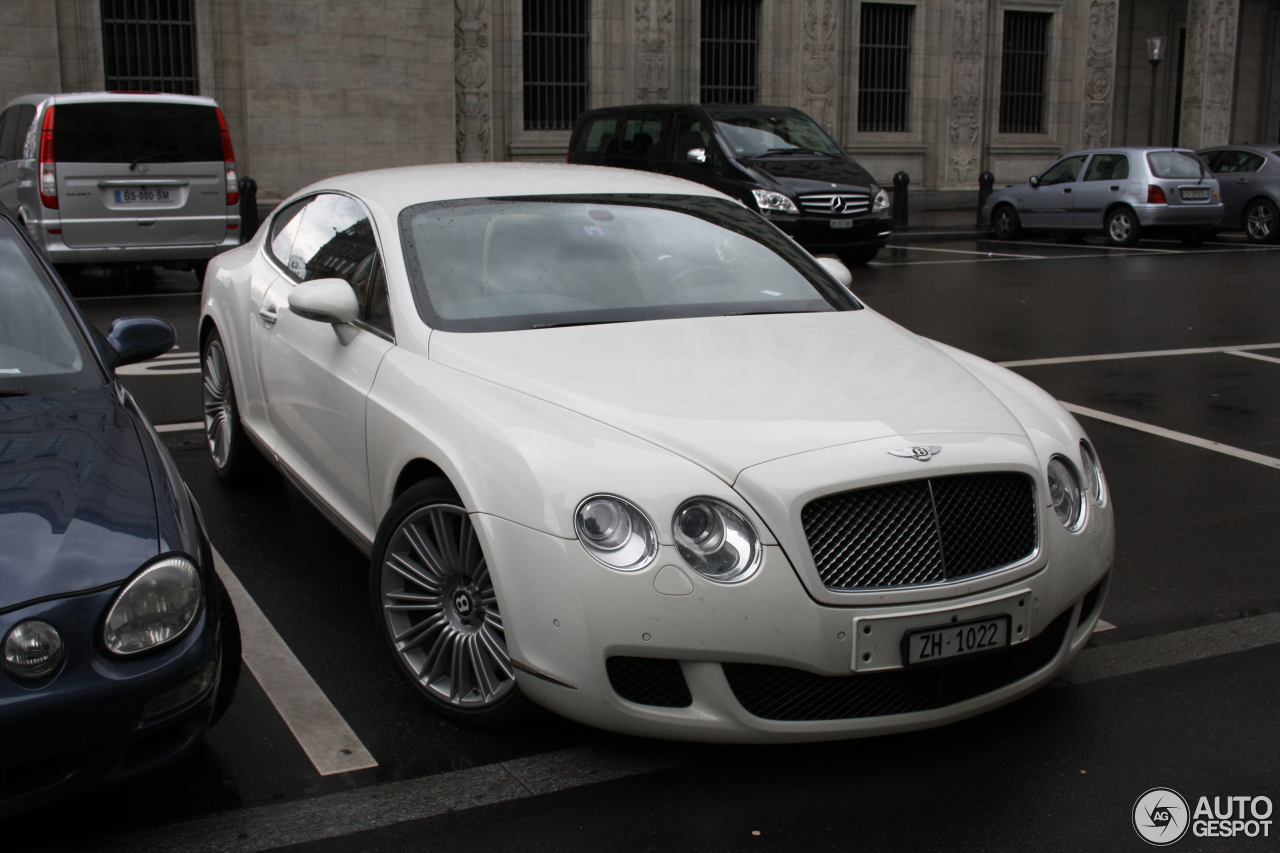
[3,620,65,679]
[1047,457,1084,531]
[872,188,890,211]
[752,189,799,214]
[103,554,204,655]
[1080,440,1107,506]
[673,498,762,583]
[575,495,658,571]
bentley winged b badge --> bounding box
[889,445,942,461]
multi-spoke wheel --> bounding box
[1244,199,1278,244]
[1105,207,1140,247]
[991,204,1022,240]
[372,478,528,726]
[201,329,263,484]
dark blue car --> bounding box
[0,206,239,817]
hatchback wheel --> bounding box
[1105,208,1140,247]
[1244,199,1278,244]
[201,330,264,484]
[372,478,529,727]
[992,205,1022,240]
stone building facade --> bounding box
[4,0,1279,207]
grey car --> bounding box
[982,147,1223,247]
[1197,144,1280,243]
[0,92,241,278]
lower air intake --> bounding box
[606,656,692,708]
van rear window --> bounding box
[53,102,223,164]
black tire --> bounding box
[991,204,1022,240]
[201,328,265,484]
[192,259,209,285]
[1105,207,1140,247]
[370,477,530,728]
[1243,198,1279,244]
[210,572,242,727]
[837,247,879,267]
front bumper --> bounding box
[763,211,893,254]
[478,500,1111,743]
[0,587,220,817]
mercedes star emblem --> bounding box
[889,446,942,461]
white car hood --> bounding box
[429,310,1027,482]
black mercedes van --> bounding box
[568,104,892,266]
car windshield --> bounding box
[398,194,860,333]
[0,219,101,395]
[1147,151,1209,179]
[710,112,844,158]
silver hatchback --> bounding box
[0,92,241,276]
[1197,144,1280,243]
[982,147,1223,247]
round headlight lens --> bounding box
[1081,440,1106,506]
[673,498,762,583]
[1047,457,1084,530]
[3,620,65,679]
[574,496,657,571]
[103,554,204,655]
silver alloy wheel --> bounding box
[1108,212,1133,242]
[1246,202,1275,241]
[380,504,515,708]
[202,338,233,470]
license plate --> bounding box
[903,616,1010,666]
[113,188,173,204]
[830,218,853,229]
[1180,188,1210,200]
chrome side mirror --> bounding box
[1029,175,1040,188]
[686,148,707,165]
[288,278,359,325]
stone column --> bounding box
[799,0,839,133]
[1080,0,1119,148]
[455,0,493,162]
[634,0,674,103]
[1178,0,1240,150]
[944,0,986,188]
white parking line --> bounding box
[891,245,1042,259]
[1061,402,1280,471]
[999,342,1280,367]
[118,351,201,376]
[212,547,378,776]
[1227,350,1280,366]
[991,238,1183,254]
[155,421,204,433]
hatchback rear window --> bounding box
[1146,151,1209,179]
[53,102,222,164]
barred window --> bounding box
[701,0,759,105]
[101,0,198,95]
[858,4,913,133]
[999,11,1050,134]
[523,0,588,131]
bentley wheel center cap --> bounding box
[453,589,474,617]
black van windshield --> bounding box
[710,112,843,158]
[54,102,223,164]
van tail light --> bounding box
[38,107,57,209]
[215,108,239,206]
[1146,184,1167,204]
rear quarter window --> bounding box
[573,117,619,155]
[53,101,222,164]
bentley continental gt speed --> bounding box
[200,163,1113,743]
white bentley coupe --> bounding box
[200,163,1113,742]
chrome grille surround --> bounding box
[798,192,871,215]
[801,472,1039,591]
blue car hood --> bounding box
[0,387,158,611]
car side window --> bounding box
[1216,150,1266,173]
[574,116,619,155]
[670,114,722,166]
[1082,154,1129,181]
[1039,155,1087,185]
[0,109,13,161]
[1200,149,1224,171]
[13,106,35,159]
[617,114,667,160]
[363,261,393,334]
[268,198,310,273]
[288,194,379,287]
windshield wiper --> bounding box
[0,388,29,397]
[531,319,633,330]
[758,147,836,157]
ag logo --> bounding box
[1133,788,1190,845]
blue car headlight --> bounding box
[103,554,204,655]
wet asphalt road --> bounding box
[10,234,1280,852]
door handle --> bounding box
[1063,187,1072,194]
[1235,178,1249,184]
[258,304,279,326]
[1110,186,1120,191]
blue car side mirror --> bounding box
[106,316,176,367]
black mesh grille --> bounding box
[723,609,1072,721]
[802,473,1037,590]
[1077,574,1107,627]
[606,657,692,707]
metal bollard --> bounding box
[976,171,995,226]
[238,177,259,244]
[891,171,909,229]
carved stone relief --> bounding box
[635,0,674,103]
[1081,0,1118,148]
[801,0,839,132]
[1180,0,1240,150]
[945,0,985,187]
[455,0,492,162]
